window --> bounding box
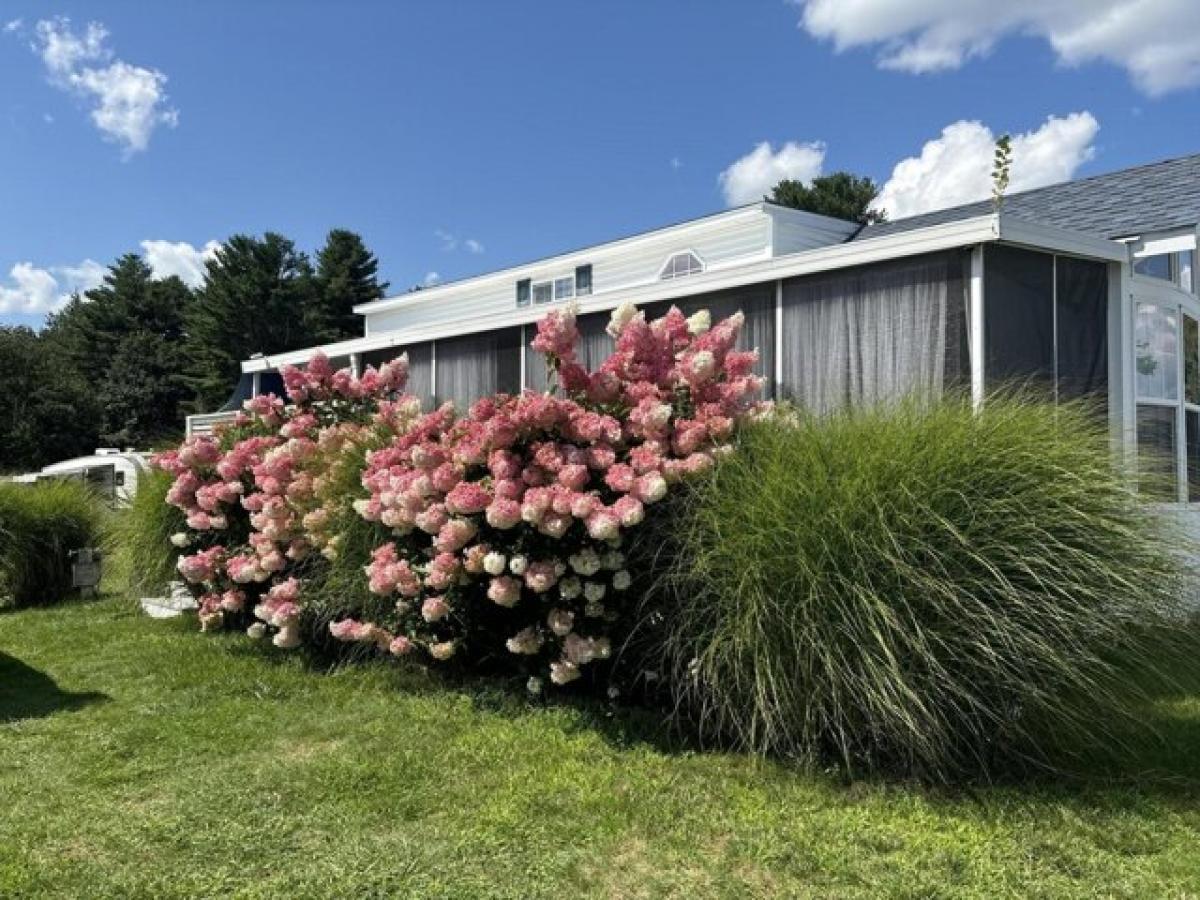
[575,264,592,296]
[1134,251,1196,293]
[1134,303,1178,401]
[1132,302,1200,503]
[532,281,553,304]
[659,250,704,280]
[1134,254,1172,281]
[554,275,575,301]
[516,279,531,307]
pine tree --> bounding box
[185,233,317,411]
[42,255,193,449]
[0,326,100,470]
[769,172,886,224]
[307,229,389,342]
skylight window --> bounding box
[659,250,704,280]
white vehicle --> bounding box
[11,449,152,507]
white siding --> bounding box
[363,204,854,336]
[768,206,859,256]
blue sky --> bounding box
[1,0,1198,327]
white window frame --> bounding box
[658,249,706,281]
[1132,279,1200,504]
[532,280,553,305]
[553,275,575,301]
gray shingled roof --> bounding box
[857,152,1200,241]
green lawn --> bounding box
[2,598,1200,899]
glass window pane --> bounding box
[554,276,574,300]
[1134,303,1179,400]
[1186,315,1200,405]
[1137,404,1178,501]
[575,264,593,296]
[1180,250,1194,294]
[1188,410,1200,502]
[1134,254,1172,281]
[516,279,531,307]
[532,281,553,304]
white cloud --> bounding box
[434,228,458,252]
[795,0,1200,96]
[139,239,220,287]
[718,141,825,206]
[873,112,1099,219]
[423,271,441,287]
[435,229,484,254]
[30,17,177,156]
[0,258,105,315]
[3,19,22,34]
[670,156,683,170]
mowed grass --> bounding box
[2,598,1200,899]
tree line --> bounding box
[0,229,387,471]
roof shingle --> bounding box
[858,153,1200,241]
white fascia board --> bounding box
[241,331,416,373]
[1130,226,1198,257]
[994,215,1128,262]
[354,204,772,316]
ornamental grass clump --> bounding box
[641,397,1196,781]
[0,479,107,608]
[111,468,186,599]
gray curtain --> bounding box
[363,343,433,409]
[436,327,521,410]
[781,253,965,413]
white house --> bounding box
[188,153,1200,505]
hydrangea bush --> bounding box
[156,300,764,693]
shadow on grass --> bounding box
[0,652,108,723]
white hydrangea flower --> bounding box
[547,608,575,637]
[169,532,192,548]
[686,309,711,335]
[508,554,529,576]
[483,551,507,576]
[550,660,582,685]
[607,301,639,338]
[583,581,607,603]
[559,576,583,600]
[526,676,544,696]
[569,548,602,576]
[601,550,625,571]
[612,570,632,591]
[246,622,267,640]
[506,627,544,655]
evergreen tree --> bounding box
[0,326,100,471]
[97,331,192,448]
[769,172,887,224]
[307,228,389,342]
[185,233,317,411]
[43,254,192,445]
